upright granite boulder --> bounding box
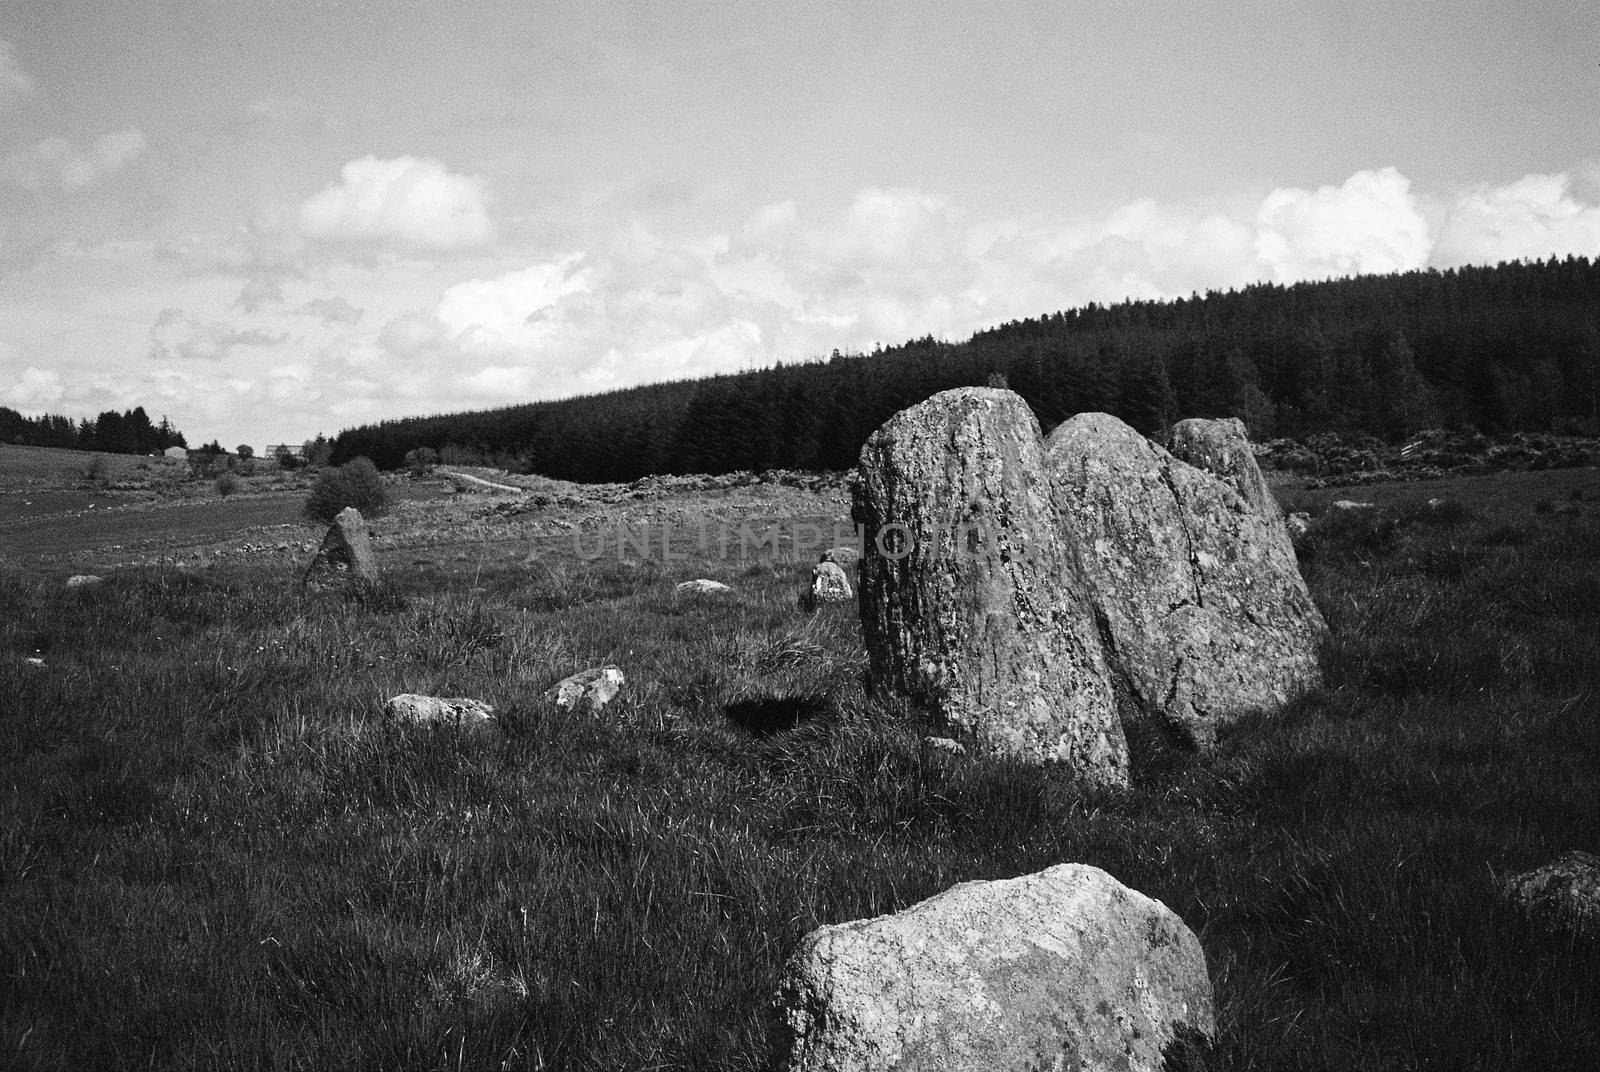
[303,506,379,591]
[1167,416,1277,520]
[775,863,1213,1072]
[1047,412,1325,749]
[854,388,1127,787]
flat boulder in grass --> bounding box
[384,694,498,737]
[65,574,104,588]
[544,666,625,712]
[675,578,731,595]
[775,863,1214,1072]
[304,506,379,590]
[854,387,1127,787]
[1047,413,1326,750]
[1502,850,1600,935]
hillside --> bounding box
[332,257,1600,481]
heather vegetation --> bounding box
[332,257,1600,480]
[2,468,1596,1070]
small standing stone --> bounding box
[809,561,853,604]
[304,506,379,590]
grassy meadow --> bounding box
[2,466,1598,1070]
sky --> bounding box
[0,0,1596,448]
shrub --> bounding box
[214,472,240,498]
[403,446,439,476]
[304,456,389,523]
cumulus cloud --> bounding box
[1255,167,1432,281]
[434,257,591,353]
[0,38,35,108]
[298,156,495,250]
[300,296,364,327]
[148,308,287,363]
[0,365,63,409]
[1433,171,1600,267]
[6,128,148,191]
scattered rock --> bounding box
[65,574,104,588]
[1285,511,1312,542]
[23,657,45,668]
[544,666,625,712]
[1048,412,1326,750]
[854,387,1127,786]
[676,578,731,595]
[808,561,853,604]
[304,506,379,590]
[384,694,498,737]
[775,863,1213,1072]
[1333,499,1375,511]
[1502,850,1600,935]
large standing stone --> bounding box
[775,863,1213,1072]
[1047,412,1325,749]
[304,506,379,590]
[1167,416,1277,519]
[854,388,1127,786]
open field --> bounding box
[2,459,1599,1070]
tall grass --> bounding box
[2,480,1598,1070]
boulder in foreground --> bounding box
[853,387,1127,786]
[775,863,1213,1072]
[304,506,379,590]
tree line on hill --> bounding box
[0,405,188,455]
[327,255,1595,481]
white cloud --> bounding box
[298,156,495,250]
[148,308,287,363]
[1433,172,1600,267]
[1,366,64,409]
[1255,167,1431,280]
[6,128,148,191]
[434,257,591,353]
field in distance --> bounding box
[1,455,1598,1070]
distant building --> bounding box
[163,445,187,460]
[265,443,304,460]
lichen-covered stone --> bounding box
[383,694,497,737]
[775,863,1213,1072]
[809,561,854,604]
[543,666,625,712]
[1048,412,1325,750]
[304,506,378,590]
[854,388,1126,786]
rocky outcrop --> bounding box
[854,388,1127,786]
[304,506,379,590]
[775,863,1213,1072]
[544,666,625,712]
[1048,412,1325,750]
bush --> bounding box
[304,456,389,523]
[403,446,439,476]
[214,472,240,498]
